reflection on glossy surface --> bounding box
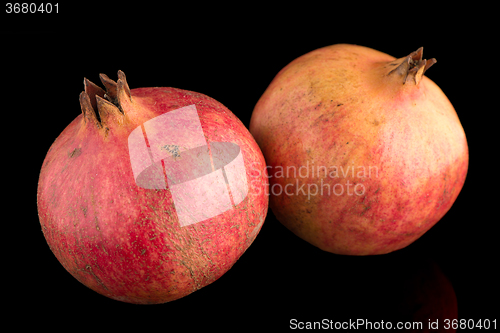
[393,259,458,332]
[253,225,458,331]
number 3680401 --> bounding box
[6,3,59,13]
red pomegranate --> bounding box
[37,71,269,304]
[250,44,468,255]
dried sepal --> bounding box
[117,70,132,102]
[411,59,428,86]
[424,58,437,73]
[409,47,423,62]
[79,91,101,128]
[84,78,106,113]
[387,57,411,78]
[95,95,123,126]
[99,73,118,102]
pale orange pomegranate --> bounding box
[250,44,468,255]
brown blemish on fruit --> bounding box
[85,265,109,291]
[69,148,82,158]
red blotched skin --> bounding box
[250,44,468,255]
[37,86,268,303]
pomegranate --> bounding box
[250,44,468,255]
[37,71,268,304]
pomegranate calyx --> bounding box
[387,47,437,85]
[80,70,132,129]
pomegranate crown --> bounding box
[79,70,132,129]
[386,47,437,85]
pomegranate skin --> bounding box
[250,44,468,255]
[37,72,268,304]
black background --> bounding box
[3,4,496,331]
